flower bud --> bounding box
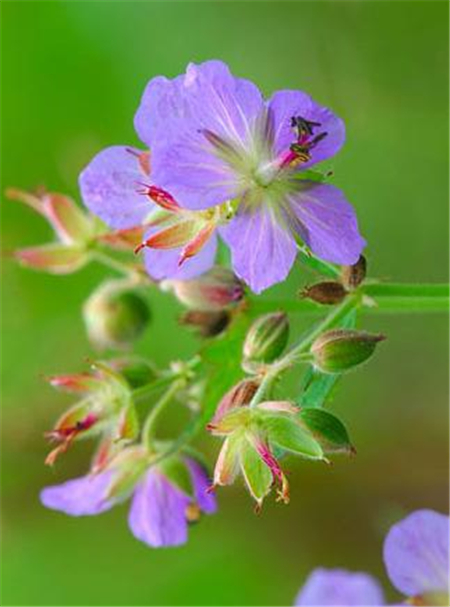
[161,267,245,312]
[300,281,347,305]
[180,310,230,337]
[83,281,151,350]
[243,312,289,363]
[311,329,385,374]
[208,378,260,429]
[341,255,367,290]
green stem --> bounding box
[132,374,180,402]
[248,283,449,316]
[132,357,201,403]
[249,295,358,407]
[92,250,142,278]
[142,379,184,446]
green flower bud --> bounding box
[83,281,150,350]
[243,312,289,364]
[311,329,385,374]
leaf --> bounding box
[263,415,323,459]
[299,409,354,454]
[240,437,272,504]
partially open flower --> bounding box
[208,399,323,508]
[45,361,137,466]
[40,452,216,548]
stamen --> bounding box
[136,183,181,213]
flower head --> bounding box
[79,60,366,292]
[40,454,216,548]
[295,509,450,606]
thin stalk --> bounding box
[132,356,201,403]
[142,379,184,446]
[92,250,141,278]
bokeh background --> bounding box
[1,1,449,605]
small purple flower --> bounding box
[40,457,216,548]
[294,509,449,606]
[295,568,385,606]
[80,60,365,292]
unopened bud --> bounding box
[311,329,385,374]
[209,378,260,428]
[83,281,151,350]
[300,281,347,305]
[180,310,230,337]
[162,267,244,312]
[243,312,289,363]
[341,255,367,290]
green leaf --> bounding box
[299,409,354,454]
[263,415,323,459]
[159,456,193,497]
[240,437,272,504]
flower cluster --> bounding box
[79,60,365,292]
[7,58,447,596]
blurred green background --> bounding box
[1,1,448,605]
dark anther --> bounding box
[308,131,328,149]
[291,115,322,137]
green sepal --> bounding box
[159,456,193,497]
[262,415,323,459]
[104,447,148,501]
[240,436,272,504]
[299,409,354,454]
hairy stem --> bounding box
[248,282,449,315]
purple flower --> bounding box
[294,509,449,606]
[383,509,449,599]
[40,457,216,548]
[295,568,385,606]
[80,60,365,292]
